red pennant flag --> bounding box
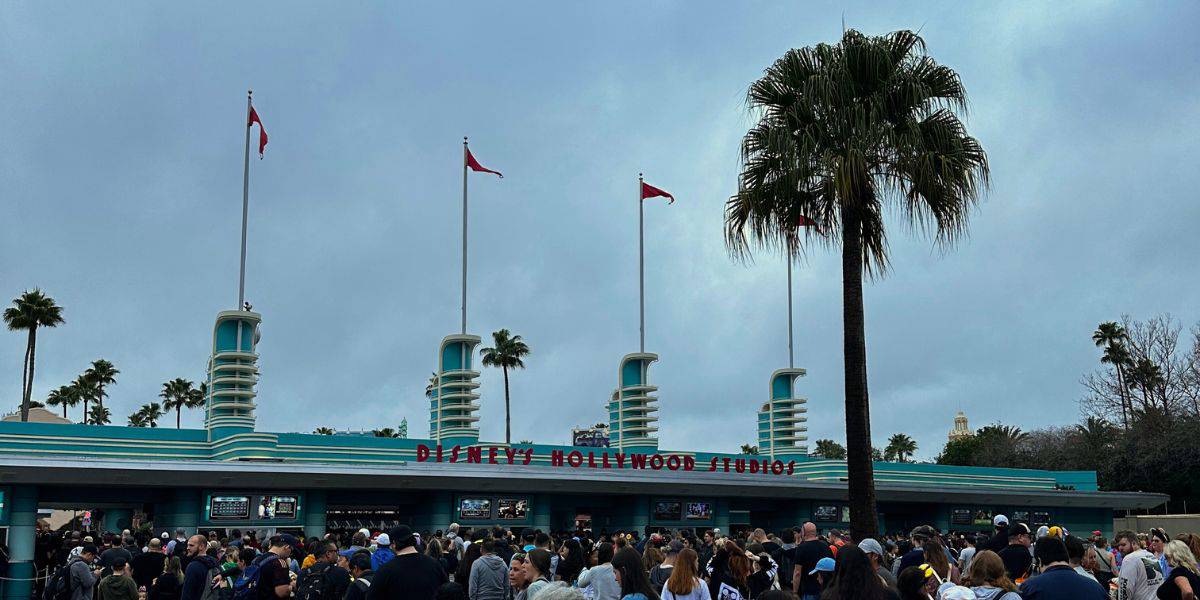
[248,106,268,158]
[466,148,503,178]
[797,215,816,227]
[640,181,674,204]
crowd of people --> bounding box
[29,516,1200,600]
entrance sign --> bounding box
[415,444,797,476]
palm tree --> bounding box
[73,374,99,425]
[313,427,335,435]
[725,30,988,538]
[740,444,760,455]
[811,439,847,460]
[481,329,531,445]
[87,405,111,425]
[45,384,81,420]
[3,289,66,421]
[1093,322,1132,428]
[128,403,164,428]
[372,428,398,438]
[885,433,918,463]
[84,359,119,414]
[159,378,197,429]
[1128,358,1166,415]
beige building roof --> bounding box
[2,406,72,424]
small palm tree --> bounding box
[84,359,119,414]
[740,444,759,455]
[725,30,988,539]
[128,403,164,427]
[811,439,847,460]
[481,329,531,445]
[46,385,80,419]
[88,405,111,426]
[74,374,99,425]
[160,378,197,429]
[1093,322,1132,427]
[313,427,335,435]
[3,289,66,421]
[1128,358,1165,414]
[372,427,398,438]
[885,433,918,463]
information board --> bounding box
[210,496,252,520]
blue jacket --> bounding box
[1018,565,1107,600]
[370,547,396,572]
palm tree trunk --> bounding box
[21,329,36,421]
[62,403,68,419]
[503,366,511,445]
[840,208,879,540]
[97,385,104,413]
[1115,363,1129,429]
[20,343,30,421]
[82,399,89,425]
[177,406,182,429]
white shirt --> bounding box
[1118,549,1164,600]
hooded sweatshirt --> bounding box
[180,555,219,600]
[469,554,508,600]
[99,573,140,600]
[971,586,1021,600]
[68,555,98,600]
[370,547,396,572]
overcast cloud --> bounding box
[2,2,1198,460]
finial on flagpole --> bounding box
[639,172,643,180]
[248,89,253,97]
[464,136,468,145]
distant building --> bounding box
[2,407,72,424]
[949,410,972,441]
[572,423,610,448]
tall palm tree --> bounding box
[87,405,111,426]
[481,329,531,445]
[45,384,81,420]
[159,378,197,429]
[84,359,119,414]
[885,433,918,463]
[1093,322,1132,428]
[3,289,66,421]
[73,374,99,425]
[725,30,988,538]
[1128,358,1166,415]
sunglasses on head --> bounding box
[917,563,943,586]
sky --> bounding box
[2,2,1198,460]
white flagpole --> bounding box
[638,173,645,354]
[462,137,469,335]
[787,255,794,369]
[238,90,252,311]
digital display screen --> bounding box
[210,496,251,520]
[459,498,492,519]
[1032,512,1051,526]
[258,496,297,520]
[951,509,973,525]
[839,506,851,523]
[653,501,682,521]
[684,502,712,520]
[1011,511,1030,524]
[813,505,838,522]
[972,509,993,526]
[497,499,528,520]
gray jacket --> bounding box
[68,556,98,600]
[470,554,509,600]
[577,564,620,600]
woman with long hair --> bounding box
[148,557,183,600]
[1161,540,1200,600]
[557,539,586,585]
[895,566,933,600]
[706,540,750,600]
[458,541,484,584]
[819,545,894,600]
[661,548,709,600]
[643,547,664,579]
[522,549,555,600]
[427,538,449,574]
[920,539,958,585]
[611,547,660,600]
[963,551,1019,600]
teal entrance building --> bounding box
[0,309,1166,600]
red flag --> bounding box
[640,181,674,204]
[248,106,268,158]
[466,148,503,178]
[797,215,816,227]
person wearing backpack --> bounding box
[181,535,221,600]
[98,558,139,600]
[342,553,373,600]
[298,542,350,600]
[64,544,102,600]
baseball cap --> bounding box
[375,533,391,547]
[389,525,416,549]
[858,538,884,556]
[270,533,302,553]
[1035,526,1050,539]
[809,557,836,575]
[1010,522,1031,536]
[993,514,1008,526]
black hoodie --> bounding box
[181,555,219,600]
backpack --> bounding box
[199,563,223,600]
[232,554,278,600]
[297,562,333,600]
[43,564,74,600]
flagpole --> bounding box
[238,89,252,311]
[787,254,794,369]
[638,173,645,353]
[461,137,469,335]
